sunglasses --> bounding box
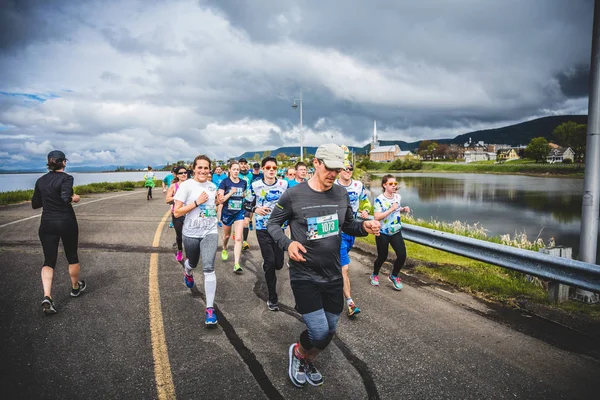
[177,171,188,175]
[388,182,398,186]
[344,167,353,172]
[263,166,277,171]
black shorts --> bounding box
[290,279,344,315]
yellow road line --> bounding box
[149,210,176,400]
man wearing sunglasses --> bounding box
[267,143,380,388]
[244,157,288,311]
[334,162,371,318]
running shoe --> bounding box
[347,302,361,317]
[388,275,403,290]
[267,300,279,311]
[41,296,57,314]
[70,280,87,297]
[303,359,324,386]
[184,271,195,288]
[242,241,250,250]
[205,307,218,326]
[176,250,183,262]
[233,263,243,274]
[370,274,379,286]
[221,249,229,261]
[288,343,307,387]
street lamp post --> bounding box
[291,91,303,161]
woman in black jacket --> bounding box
[32,150,86,314]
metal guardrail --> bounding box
[401,223,600,293]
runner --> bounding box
[166,165,188,262]
[173,155,220,326]
[32,150,86,315]
[212,165,228,227]
[244,156,288,311]
[267,144,380,387]
[162,167,175,193]
[287,162,307,188]
[144,166,156,200]
[335,162,371,317]
[284,167,296,185]
[238,158,254,250]
[250,162,264,183]
[218,161,247,274]
[371,174,411,290]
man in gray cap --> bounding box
[267,143,380,388]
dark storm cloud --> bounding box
[557,65,590,98]
[0,0,69,52]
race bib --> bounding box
[306,213,339,240]
[198,205,217,218]
[228,199,243,211]
[389,223,402,235]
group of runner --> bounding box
[33,145,411,389]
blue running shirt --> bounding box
[218,177,247,216]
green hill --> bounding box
[241,115,588,158]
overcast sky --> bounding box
[0,0,594,168]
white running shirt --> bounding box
[174,179,218,238]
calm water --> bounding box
[2,171,598,261]
[369,173,599,261]
[0,171,170,192]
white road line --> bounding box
[0,191,139,229]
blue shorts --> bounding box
[221,210,245,226]
[339,232,355,266]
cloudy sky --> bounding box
[0,0,594,168]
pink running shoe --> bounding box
[370,274,379,286]
[176,250,183,262]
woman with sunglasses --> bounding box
[166,166,189,262]
[372,174,411,290]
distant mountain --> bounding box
[239,146,365,159]
[240,115,588,158]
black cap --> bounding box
[253,162,260,169]
[47,150,66,160]
[239,158,247,163]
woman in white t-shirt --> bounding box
[173,155,220,327]
[372,174,411,291]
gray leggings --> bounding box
[183,233,218,272]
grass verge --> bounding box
[0,180,158,206]
[357,228,600,320]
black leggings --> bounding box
[147,186,153,198]
[373,230,407,277]
[256,229,285,303]
[172,214,185,250]
[39,218,79,269]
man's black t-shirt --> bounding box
[267,182,366,282]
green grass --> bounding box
[357,222,600,319]
[0,180,157,205]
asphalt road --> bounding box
[1,189,599,400]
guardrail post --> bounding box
[539,247,571,303]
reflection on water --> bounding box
[368,173,599,261]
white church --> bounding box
[369,121,415,162]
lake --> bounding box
[2,170,598,261]
[0,171,170,192]
[368,173,599,261]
